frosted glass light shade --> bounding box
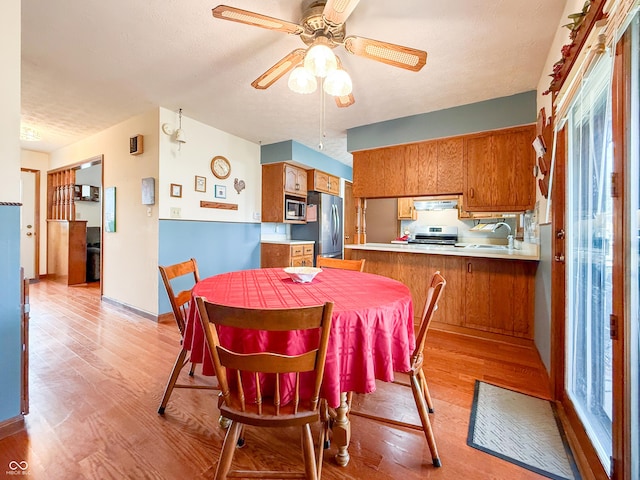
[288,66,317,94]
[324,69,352,96]
[304,44,337,78]
[175,128,186,143]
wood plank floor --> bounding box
[0,279,554,479]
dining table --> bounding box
[183,267,415,466]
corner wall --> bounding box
[49,110,160,315]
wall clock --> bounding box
[211,156,231,179]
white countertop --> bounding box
[260,240,315,245]
[345,242,539,261]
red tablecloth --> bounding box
[183,268,415,408]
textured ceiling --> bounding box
[21,0,567,165]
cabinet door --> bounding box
[284,165,305,195]
[463,258,492,332]
[437,137,463,194]
[326,173,340,195]
[404,142,437,196]
[353,150,386,198]
[492,128,535,210]
[464,134,494,211]
[382,146,404,197]
[397,198,415,220]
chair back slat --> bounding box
[412,271,446,364]
[195,297,333,420]
[316,256,365,272]
[159,258,200,336]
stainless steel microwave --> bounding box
[285,198,306,221]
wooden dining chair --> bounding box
[195,297,334,480]
[315,256,365,272]
[349,271,446,467]
[157,258,218,415]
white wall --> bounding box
[21,150,50,275]
[535,0,584,223]
[0,0,20,202]
[158,107,261,223]
[49,110,160,315]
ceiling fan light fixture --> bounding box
[288,66,318,94]
[324,68,352,96]
[304,42,337,78]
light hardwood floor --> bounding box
[0,279,553,479]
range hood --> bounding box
[412,197,458,211]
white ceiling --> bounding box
[21,0,567,165]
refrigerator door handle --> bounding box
[333,204,339,246]
[334,203,340,246]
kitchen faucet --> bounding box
[493,222,514,249]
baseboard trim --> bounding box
[101,296,158,322]
[431,322,535,347]
[158,312,174,324]
[0,415,25,440]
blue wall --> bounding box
[0,205,21,421]
[261,140,353,181]
[347,91,537,152]
[158,220,261,315]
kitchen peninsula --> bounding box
[345,241,539,342]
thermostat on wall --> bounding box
[130,134,143,155]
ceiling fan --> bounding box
[212,0,427,108]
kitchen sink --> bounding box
[465,244,508,250]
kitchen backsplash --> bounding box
[400,209,521,244]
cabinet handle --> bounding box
[467,262,472,273]
[469,188,475,199]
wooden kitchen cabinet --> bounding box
[353,136,463,198]
[307,169,340,195]
[261,242,314,268]
[397,198,416,220]
[463,257,535,338]
[463,125,536,212]
[283,164,307,196]
[347,249,536,340]
[262,163,307,223]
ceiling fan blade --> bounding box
[251,49,306,90]
[323,0,360,27]
[212,5,304,35]
[335,93,355,108]
[344,36,427,72]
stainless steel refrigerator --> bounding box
[291,191,343,262]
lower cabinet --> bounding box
[261,242,314,268]
[347,250,536,339]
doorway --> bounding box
[20,169,40,280]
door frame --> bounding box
[20,168,40,281]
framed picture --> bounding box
[104,187,116,232]
[170,183,182,198]
[195,175,206,192]
[214,185,226,199]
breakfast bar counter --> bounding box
[345,241,539,261]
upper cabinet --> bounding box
[262,163,307,223]
[463,125,535,212]
[353,137,463,199]
[352,125,535,213]
[283,164,307,196]
[307,169,340,196]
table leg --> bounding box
[331,392,351,466]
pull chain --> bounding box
[318,78,325,151]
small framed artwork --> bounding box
[195,175,206,193]
[214,185,226,199]
[170,183,182,198]
[141,177,155,205]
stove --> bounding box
[409,225,458,245]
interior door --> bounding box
[20,170,38,279]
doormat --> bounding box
[467,381,581,480]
